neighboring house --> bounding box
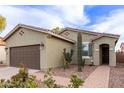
[0,37,6,64]
[120,42,124,52]
[116,42,124,63]
[4,24,120,70]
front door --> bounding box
[101,45,109,64]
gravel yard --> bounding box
[52,65,97,80]
[109,63,124,88]
[0,65,97,88]
[36,65,97,87]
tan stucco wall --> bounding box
[93,36,117,66]
[5,26,118,70]
[0,46,6,64]
[5,28,74,70]
[5,28,47,69]
[61,30,117,66]
[46,36,74,68]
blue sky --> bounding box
[0,5,124,50]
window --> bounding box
[82,42,92,58]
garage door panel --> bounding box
[10,45,40,69]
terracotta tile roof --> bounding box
[120,42,124,47]
[0,37,5,46]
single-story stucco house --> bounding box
[4,24,120,70]
[0,37,6,64]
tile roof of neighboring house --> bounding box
[0,36,3,39]
[120,42,124,47]
[60,27,120,39]
[3,24,75,44]
[0,37,5,46]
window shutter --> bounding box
[88,43,92,56]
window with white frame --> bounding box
[82,42,92,58]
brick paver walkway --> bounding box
[82,66,110,88]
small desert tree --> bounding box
[51,27,61,34]
[0,15,6,32]
[77,32,82,72]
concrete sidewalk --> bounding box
[82,66,110,88]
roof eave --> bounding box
[60,27,120,38]
[92,35,120,42]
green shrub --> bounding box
[0,65,38,88]
[43,68,58,88]
[68,75,84,88]
[43,68,84,88]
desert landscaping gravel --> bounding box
[0,65,97,88]
[36,65,97,87]
[109,63,124,88]
[52,65,97,80]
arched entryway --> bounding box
[100,44,109,65]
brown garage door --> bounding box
[10,45,40,69]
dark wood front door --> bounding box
[102,46,109,64]
[10,45,40,69]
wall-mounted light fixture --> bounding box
[41,42,44,47]
[5,47,8,51]
[40,42,44,50]
[40,42,45,48]
[5,47,8,55]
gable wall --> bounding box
[61,30,98,42]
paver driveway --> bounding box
[0,67,39,80]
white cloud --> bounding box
[89,10,124,34]
[88,9,124,50]
[0,5,88,37]
[56,6,89,25]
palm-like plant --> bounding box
[51,27,61,34]
[0,15,6,32]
